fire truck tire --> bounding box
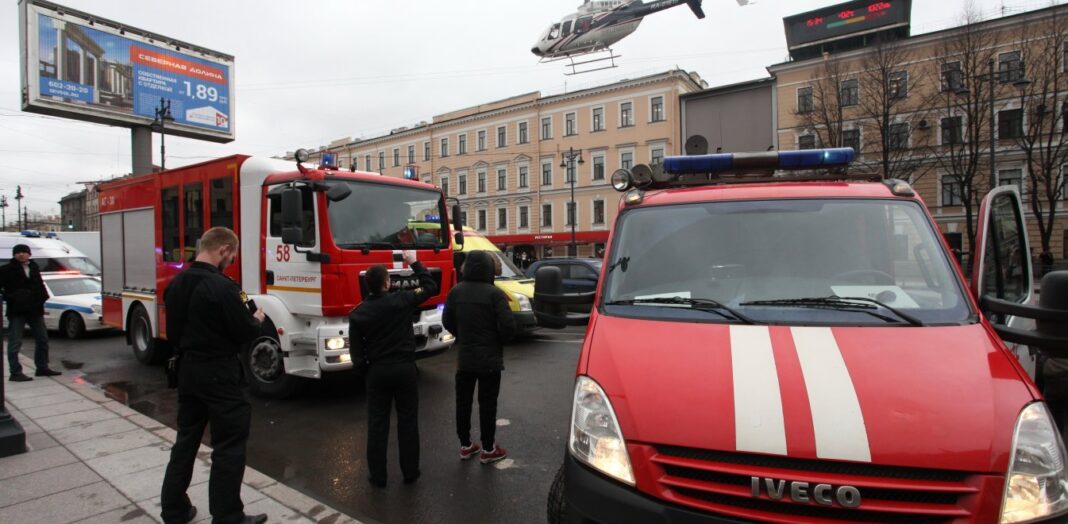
[243,326,305,399]
[129,304,166,364]
[547,463,567,524]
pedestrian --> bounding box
[2,243,60,382]
[443,250,517,464]
[159,227,267,524]
[349,250,438,487]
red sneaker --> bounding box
[459,442,482,460]
[480,446,508,464]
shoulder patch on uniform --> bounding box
[239,290,248,303]
[413,287,423,295]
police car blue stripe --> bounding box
[45,303,93,314]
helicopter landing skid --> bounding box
[540,49,620,75]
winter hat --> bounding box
[12,244,31,256]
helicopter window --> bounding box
[562,20,573,37]
[548,24,561,40]
[576,17,593,34]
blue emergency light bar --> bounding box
[663,148,855,175]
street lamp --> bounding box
[151,98,175,171]
[954,58,1031,191]
[560,147,584,257]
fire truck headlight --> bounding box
[1000,402,1068,523]
[570,376,634,486]
[325,337,348,351]
[512,293,533,312]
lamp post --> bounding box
[0,195,7,231]
[955,58,1030,191]
[14,186,23,231]
[152,98,175,171]
[560,147,584,257]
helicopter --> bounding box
[532,0,709,75]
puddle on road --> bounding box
[60,359,84,370]
[102,380,175,420]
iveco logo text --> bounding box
[750,477,861,508]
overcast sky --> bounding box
[0,0,1061,215]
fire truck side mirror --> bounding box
[533,266,593,329]
[326,183,351,202]
[452,204,464,246]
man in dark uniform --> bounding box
[160,227,267,524]
[1,244,61,381]
[349,250,438,486]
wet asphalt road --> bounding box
[11,326,586,524]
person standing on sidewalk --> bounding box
[1,243,60,382]
[159,228,267,524]
[349,250,438,486]
[443,250,517,464]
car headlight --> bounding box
[512,293,533,312]
[1000,402,1068,523]
[570,376,634,486]
[325,337,348,350]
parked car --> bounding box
[0,231,100,276]
[41,273,106,338]
[526,258,602,293]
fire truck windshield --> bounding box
[602,199,973,326]
[327,181,448,250]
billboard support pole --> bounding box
[132,126,153,175]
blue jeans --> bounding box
[6,315,50,376]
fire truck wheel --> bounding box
[244,330,304,399]
[129,304,165,364]
[61,312,86,339]
[547,463,567,524]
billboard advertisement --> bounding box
[784,0,911,50]
[19,0,235,143]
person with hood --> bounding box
[443,250,517,463]
[1,244,60,382]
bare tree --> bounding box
[794,54,847,150]
[1013,7,1068,269]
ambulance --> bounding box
[453,227,538,334]
[535,147,1068,523]
[97,150,461,398]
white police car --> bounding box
[41,273,106,338]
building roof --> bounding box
[680,77,775,101]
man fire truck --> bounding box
[97,149,461,398]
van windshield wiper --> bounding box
[605,296,757,325]
[739,296,924,326]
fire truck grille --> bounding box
[651,446,979,523]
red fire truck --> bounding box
[97,152,461,398]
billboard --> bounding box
[19,0,235,143]
[784,0,911,50]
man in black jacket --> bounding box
[349,251,438,486]
[443,250,516,464]
[1,244,60,382]
[160,228,267,524]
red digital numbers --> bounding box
[869,2,892,12]
[806,16,824,27]
[839,9,855,19]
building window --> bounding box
[378,152,385,170]
[942,61,964,92]
[593,200,605,224]
[1064,230,1068,259]
[441,177,449,197]
[840,79,859,107]
[542,161,552,186]
[565,112,577,136]
[477,209,486,231]
[650,96,664,122]
[999,51,1024,83]
[593,155,605,180]
[651,147,664,166]
[365,154,371,171]
[797,87,813,113]
[162,186,179,262]
[799,135,816,150]
[620,102,633,127]
[889,71,908,99]
[393,148,400,167]
[592,107,604,131]
[424,142,430,161]
[542,203,552,226]
[519,166,529,188]
[541,117,552,140]
[497,168,507,191]
[440,137,449,158]
[459,134,467,155]
[497,126,507,148]
[477,170,486,193]
[497,208,507,230]
[459,174,467,195]
[183,183,203,260]
[842,129,860,153]
[942,116,963,145]
[999,109,1023,139]
[566,202,577,226]
[407,145,415,164]
[889,123,910,150]
[621,151,633,170]
[942,176,963,206]
[998,168,1024,196]
[519,122,529,144]
[478,130,486,151]
[461,211,468,227]
[519,206,529,229]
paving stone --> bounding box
[75,387,112,404]
[3,481,130,523]
[260,483,328,518]
[0,463,102,508]
[101,401,141,417]
[21,398,100,419]
[36,407,119,431]
[152,426,178,443]
[25,430,61,451]
[74,504,159,523]
[85,443,173,479]
[127,413,168,431]
[51,416,139,445]
[242,467,278,489]
[5,386,80,406]
[66,428,163,461]
[109,460,210,503]
[0,445,79,481]
[139,482,266,523]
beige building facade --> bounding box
[769,5,1068,266]
[304,70,704,258]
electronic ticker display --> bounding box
[784,0,911,49]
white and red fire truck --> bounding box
[97,152,460,398]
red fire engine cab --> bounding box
[97,151,461,398]
[535,147,1068,523]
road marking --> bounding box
[493,458,517,470]
[496,418,511,426]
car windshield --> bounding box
[46,277,101,296]
[486,250,526,280]
[327,181,448,250]
[602,199,972,325]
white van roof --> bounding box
[0,232,90,260]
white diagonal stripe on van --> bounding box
[791,327,871,462]
[730,325,788,455]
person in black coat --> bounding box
[349,251,438,486]
[1,244,60,382]
[443,250,517,463]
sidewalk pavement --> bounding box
[1,354,363,524]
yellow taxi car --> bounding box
[453,227,538,334]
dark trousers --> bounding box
[366,361,420,482]
[6,315,49,376]
[160,358,251,524]
[455,370,502,449]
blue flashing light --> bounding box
[663,153,734,174]
[321,152,337,167]
[778,148,855,169]
[663,148,855,175]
